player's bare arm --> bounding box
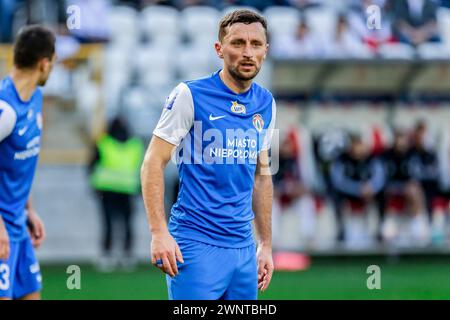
[141,135,184,277]
[0,215,10,260]
[26,196,46,248]
[253,149,274,292]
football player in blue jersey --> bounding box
[0,25,56,300]
[141,10,276,300]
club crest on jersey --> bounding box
[27,109,33,119]
[252,114,264,132]
[230,101,246,114]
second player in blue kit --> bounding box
[0,25,56,300]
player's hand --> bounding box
[361,183,374,200]
[256,243,274,292]
[151,230,184,277]
[27,209,46,248]
[0,218,10,260]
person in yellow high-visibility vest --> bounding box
[88,116,144,271]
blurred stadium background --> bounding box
[1,0,450,299]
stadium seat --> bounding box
[134,45,177,92]
[263,6,300,39]
[303,7,337,42]
[181,6,220,46]
[122,85,163,138]
[417,43,450,59]
[222,6,260,17]
[103,45,133,114]
[140,5,180,49]
[107,6,139,49]
[177,44,219,81]
[437,7,450,52]
[377,42,416,59]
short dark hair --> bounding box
[218,9,268,42]
[13,25,56,69]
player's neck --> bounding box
[10,67,39,102]
[219,69,252,94]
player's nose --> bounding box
[242,43,254,58]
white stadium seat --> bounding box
[377,42,416,59]
[303,7,337,42]
[140,5,180,49]
[134,45,177,91]
[417,42,450,59]
[222,5,260,17]
[437,7,450,52]
[181,6,220,45]
[264,6,300,38]
[107,6,139,49]
[177,44,219,81]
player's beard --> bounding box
[37,75,49,86]
[228,63,261,82]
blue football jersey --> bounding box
[153,70,276,248]
[0,76,43,241]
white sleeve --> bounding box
[261,98,277,151]
[0,100,17,142]
[153,82,194,146]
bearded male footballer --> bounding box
[141,9,276,300]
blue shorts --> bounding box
[0,236,42,299]
[167,238,257,300]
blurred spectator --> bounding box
[330,133,385,244]
[272,129,316,247]
[271,20,323,59]
[323,14,374,58]
[287,0,322,11]
[175,0,212,9]
[0,0,20,42]
[66,0,110,43]
[1,0,66,42]
[347,0,397,54]
[408,120,447,243]
[381,128,429,244]
[393,0,441,46]
[239,0,289,12]
[88,116,144,271]
[409,120,439,218]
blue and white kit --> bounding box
[153,70,276,299]
[0,76,43,298]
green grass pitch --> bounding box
[41,256,450,300]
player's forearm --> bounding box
[141,157,169,235]
[26,195,33,211]
[252,175,273,247]
[0,214,6,231]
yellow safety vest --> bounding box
[90,135,144,194]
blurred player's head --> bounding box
[348,134,369,160]
[392,128,409,153]
[215,9,268,82]
[13,25,56,86]
[412,120,427,149]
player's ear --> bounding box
[264,44,269,59]
[214,41,223,59]
[38,58,49,73]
